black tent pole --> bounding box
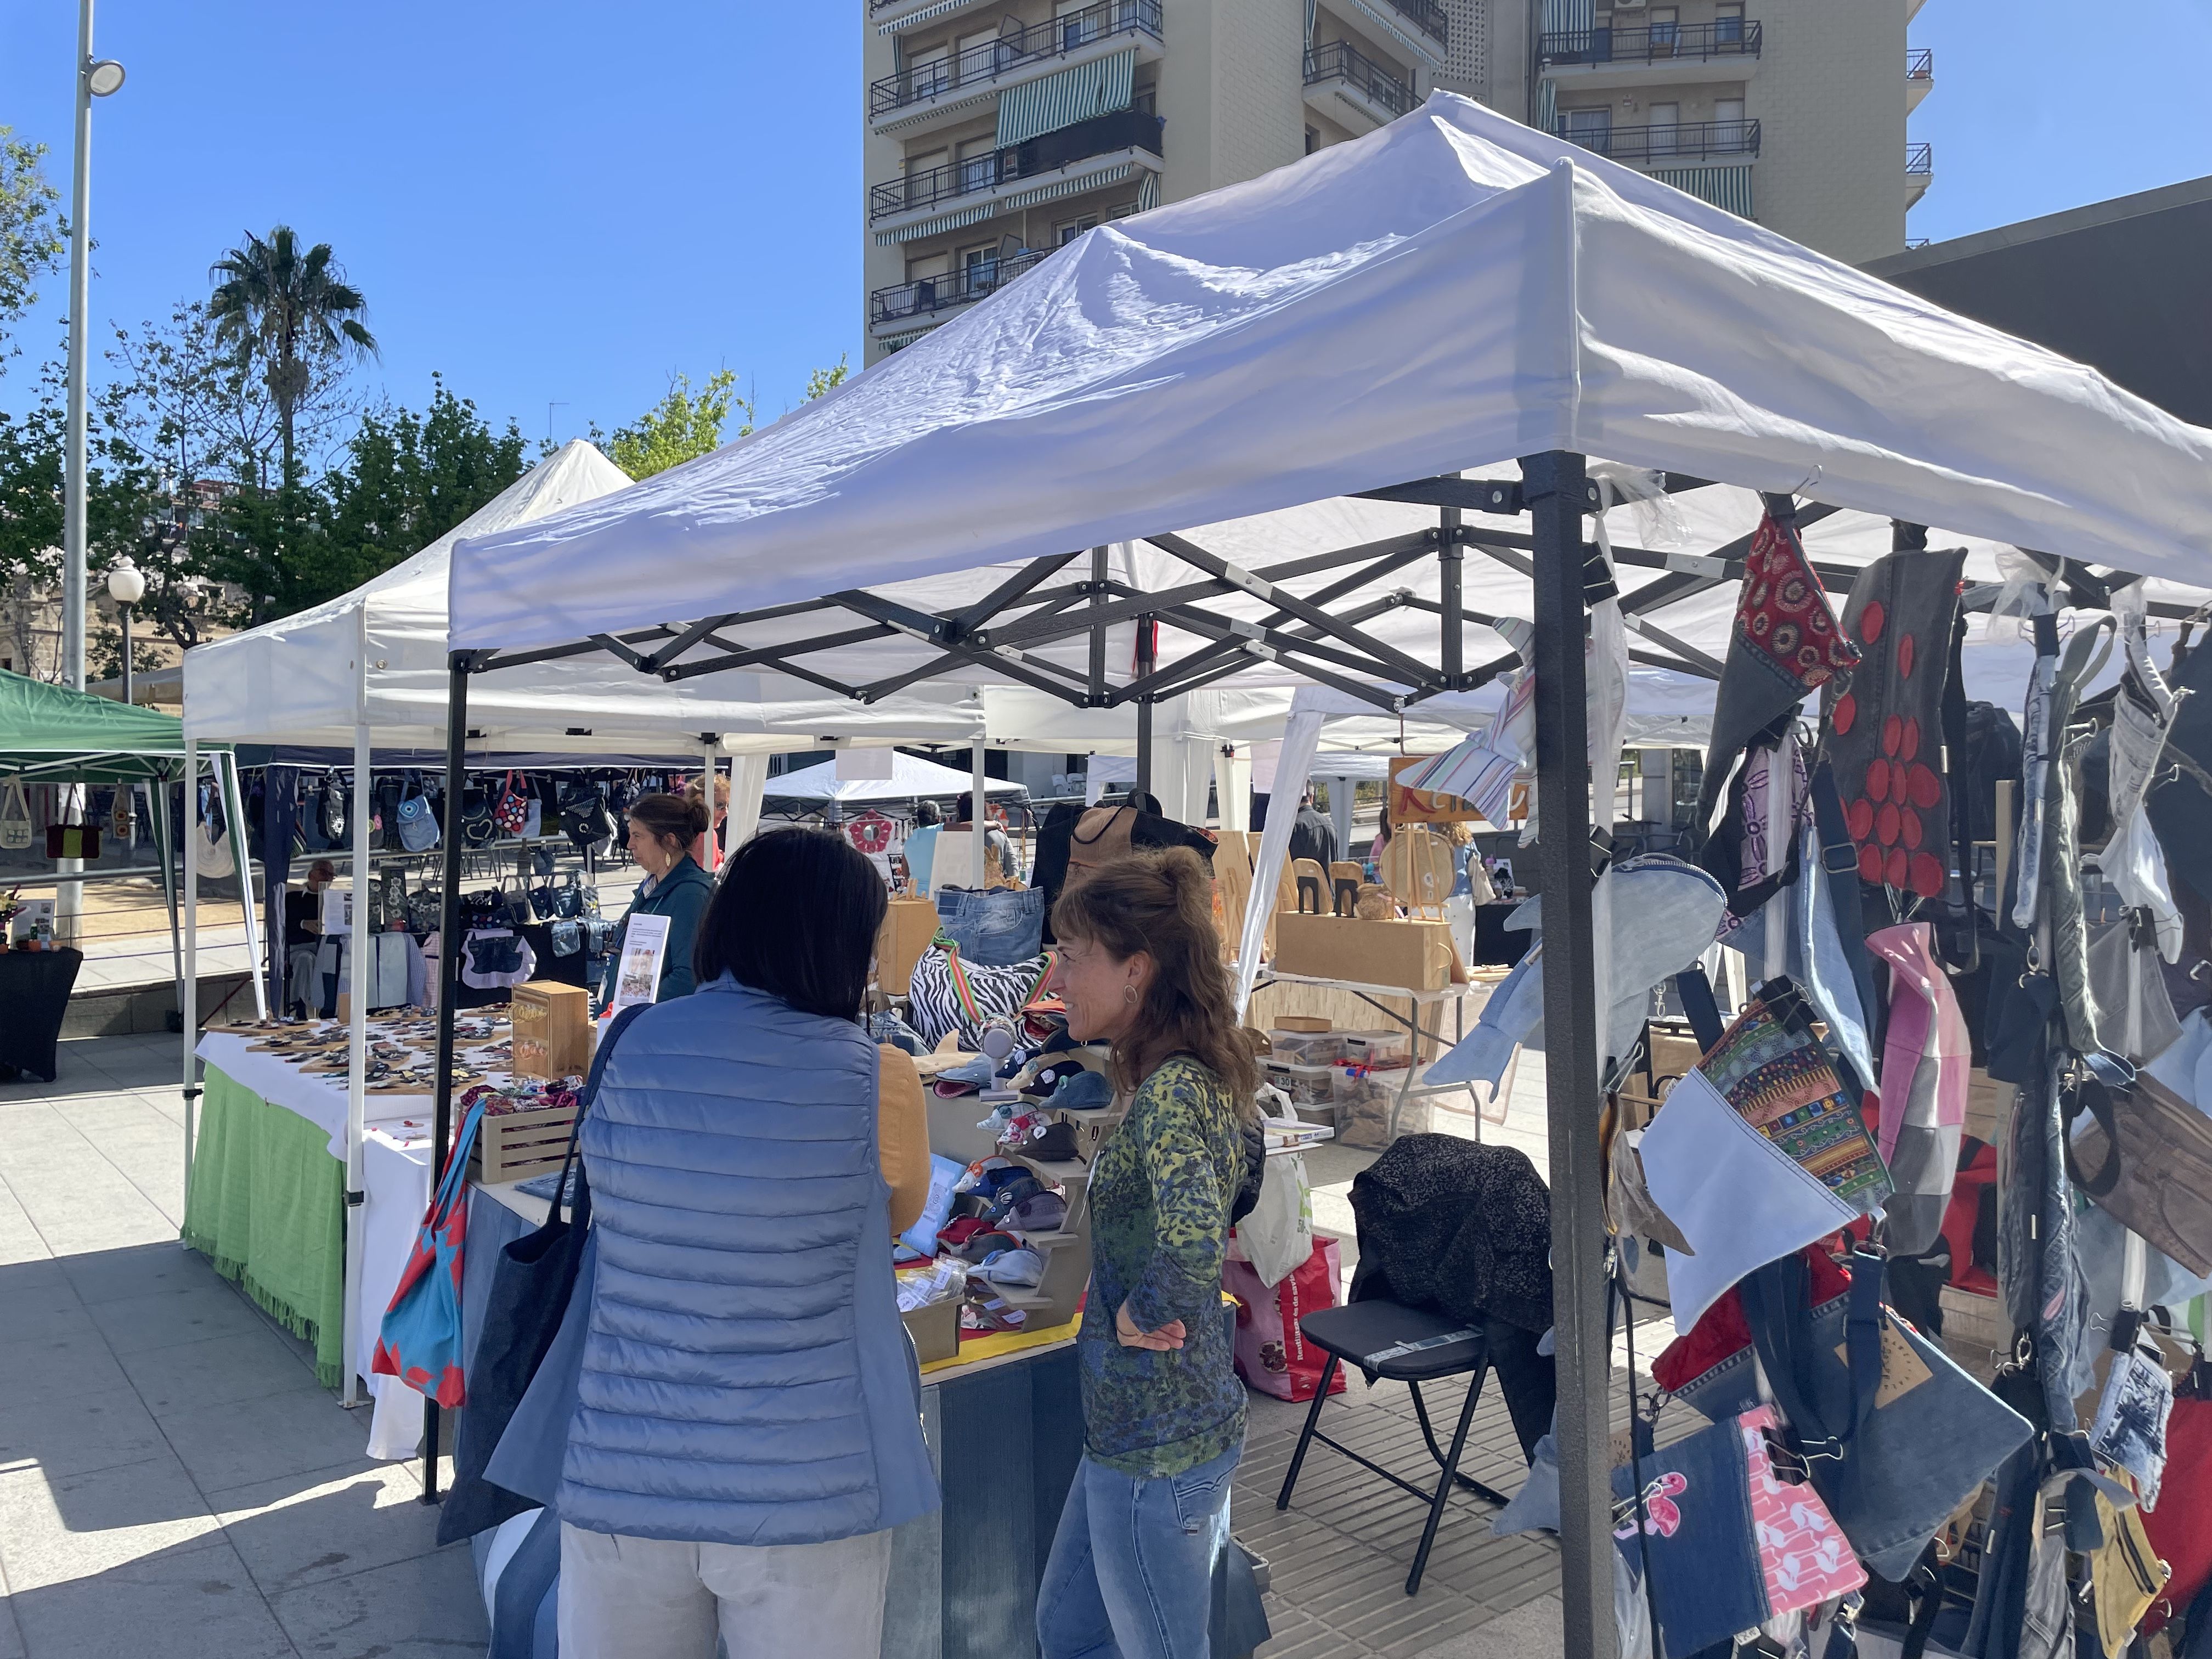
[1524,449,1616,1659]
[421,654,472,1504]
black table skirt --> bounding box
[0,948,83,1082]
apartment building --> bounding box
[861,0,1927,358]
[1448,0,1931,265]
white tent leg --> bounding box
[342,721,371,1408]
[151,776,183,1042]
[729,753,768,850]
[969,740,988,889]
[220,751,268,1021]
[182,742,201,1241]
[1235,710,1323,1016]
[1214,743,1251,832]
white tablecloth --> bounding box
[195,1032,437,1459]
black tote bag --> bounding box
[435,1003,649,1545]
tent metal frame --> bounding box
[420,455,2166,1651]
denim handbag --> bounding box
[437,1004,648,1544]
[1739,1248,2033,1582]
[934,884,1046,966]
[394,772,439,853]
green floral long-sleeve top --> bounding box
[1077,1054,1247,1477]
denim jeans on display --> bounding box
[934,885,1046,967]
[1038,1445,1239,1659]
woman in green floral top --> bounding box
[1038,847,1261,1659]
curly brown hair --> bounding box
[1051,847,1261,1117]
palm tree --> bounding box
[207,227,377,490]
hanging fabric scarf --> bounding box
[2097,582,2187,964]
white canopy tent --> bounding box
[761,749,1029,806]
[433,93,2212,1653]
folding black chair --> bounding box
[1273,1299,1514,1595]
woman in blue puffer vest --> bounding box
[557,828,940,1657]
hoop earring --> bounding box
[1123,985,1138,1006]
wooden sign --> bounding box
[1386,756,1491,825]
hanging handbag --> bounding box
[108,785,136,847]
[2,778,33,851]
[2069,1070,2212,1277]
[394,772,439,854]
[461,787,497,847]
[551,872,585,919]
[435,1003,651,1544]
[319,778,347,843]
[44,801,100,861]
[491,770,529,837]
[371,1096,489,1407]
[406,887,443,936]
[375,776,402,851]
[549,919,583,957]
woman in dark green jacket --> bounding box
[600,793,716,1005]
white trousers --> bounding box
[558,1522,893,1659]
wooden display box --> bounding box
[901,1297,960,1365]
[512,982,593,1080]
[470,1100,580,1185]
[877,896,940,996]
[1273,912,1462,992]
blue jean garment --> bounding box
[933,884,1046,967]
[1038,1444,1239,1659]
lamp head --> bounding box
[105,558,145,606]
[87,59,126,97]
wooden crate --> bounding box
[469,1100,580,1185]
[901,1297,960,1365]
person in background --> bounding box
[601,793,715,1005]
[951,791,1018,882]
[558,828,936,1658]
[683,770,730,870]
[1365,805,1394,882]
[901,799,943,893]
[1037,848,1259,1659]
[1442,820,1496,904]
[1286,789,1337,868]
[285,859,336,1018]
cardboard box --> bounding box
[876,895,940,996]
[901,1297,961,1365]
[512,981,594,1080]
[1273,912,1460,992]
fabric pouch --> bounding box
[549,919,583,958]
[2070,1070,2212,1277]
[2089,1342,2175,1509]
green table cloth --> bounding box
[182,1064,347,1386]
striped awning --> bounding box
[1346,0,1445,65]
[1000,162,1135,214]
[1136,170,1159,212]
[877,89,997,136]
[873,202,1000,247]
[997,50,1137,149]
[875,0,988,35]
[1542,0,1594,31]
[1650,164,1756,219]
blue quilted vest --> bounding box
[556,974,940,1545]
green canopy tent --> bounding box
[0,668,258,1202]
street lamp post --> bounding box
[106,557,144,704]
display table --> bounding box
[182,1030,439,1448]
[460,1183,1269,1659]
[0,946,82,1081]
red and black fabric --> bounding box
[1824,546,1967,901]
[1694,504,1859,837]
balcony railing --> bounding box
[870,108,1165,222]
[871,0,1163,118]
[1302,40,1415,120]
[1907,48,1933,78]
[873,249,1051,327]
[1380,0,1449,46]
[1561,118,1760,164]
[1541,19,1761,65]
[1908,142,1932,173]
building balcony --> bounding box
[870,0,995,36]
[871,248,1052,339]
[870,108,1165,234]
[1906,142,1933,206]
[1328,0,1447,69]
[1906,48,1933,113]
[1561,117,1760,167]
[870,0,1164,137]
[1378,0,1448,48]
[1539,19,1760,89]
[1302,40,1415,134]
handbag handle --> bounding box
[2061,1058,2129,1198]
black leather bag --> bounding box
[318,781,346,844]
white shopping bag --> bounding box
[1240,1152,1314,1289]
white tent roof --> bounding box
[180,442,991,754]
[763,751,1029,805]
[448,93,2212,662]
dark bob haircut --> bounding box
[695,827,887,1020]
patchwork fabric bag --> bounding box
[490,770,529,837]
[905,943,1053,1049]
[371,1097,489,1407]
[1865,921,1970,1255]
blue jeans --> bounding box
[933,885,1045,967]
[1037,1446,1238,1659]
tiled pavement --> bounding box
[3,1031,1656,1657]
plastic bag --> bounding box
[1239,1152,1313,1288]
[1223,1235,1345,1402]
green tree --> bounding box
[604,369,748,481]
[207,227,378,492]
[803,355,849,403]
[1,128,64,352]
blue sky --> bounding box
[2,0,2207,450]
